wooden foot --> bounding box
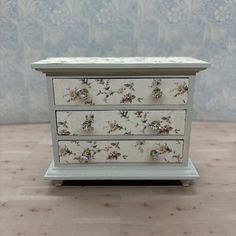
[53,180,63,187]
[181,180,192,187]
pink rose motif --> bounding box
[107,151,121,160]
[121,93,136,104]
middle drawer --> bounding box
[56,110,185,136]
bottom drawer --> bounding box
[58,140,183,164]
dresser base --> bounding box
[44,160,199,183]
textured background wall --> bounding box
[1,0,236,124]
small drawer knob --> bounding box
[78,88,89,100]
[82,114,94,131]
[149,120,173,134]
[152,87,163,99]
[79,148,92,163]
[149,120,161,132]
[150,150,160,160]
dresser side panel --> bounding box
[182,75,196,166]
[46,77,60,167]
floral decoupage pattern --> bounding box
[56,110,185,136]
[53,78,189,105]
[58,140,183,164]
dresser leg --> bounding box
[53,180,63,187]
[181,180,192,187]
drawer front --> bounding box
[56,110,185,136]
[53,78,189,105]
[58,140,183,164]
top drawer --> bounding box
[53,77,189,106]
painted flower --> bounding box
[123,82,135,91]
[57,120,70,135]
[107,151,121,160]
[58,129,71,136]
[172,154,182,163]
[134,111,143,118]
[68,88,78,101]
[105,120,124,133]
[159,144,172,154]
[151,79,162,87]
[159,125,173,134]
[96,79,124,103]
[134,141,145,153]
[121,93,136,103]
[173,82,188,97]
[150,144,172,161]
[82,114,94,131]
[120,111,129,119]
[59,145,73,157]
[81,78,91,87]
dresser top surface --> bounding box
[31,57,210,70]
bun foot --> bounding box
[181,180,192,187]
[53,180,63,187]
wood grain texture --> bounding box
[0,121,235,236]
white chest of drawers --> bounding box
[31,57,209,185]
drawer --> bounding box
[56,110,185,136]
[58,140,183,164]
[53,78,189,105]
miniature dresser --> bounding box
[31,57,209,185]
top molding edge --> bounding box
[31,57,210,72]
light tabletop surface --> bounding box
[31,57,210,70]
